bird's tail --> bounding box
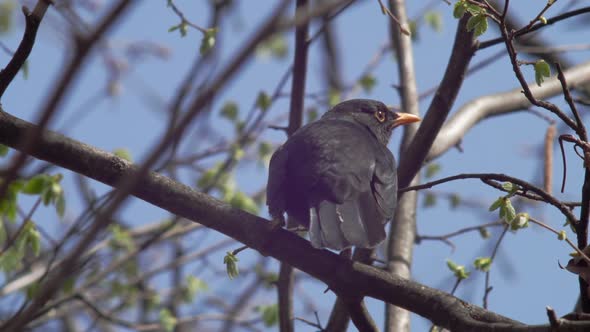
[309,193,386,250]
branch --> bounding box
[279,1,311,331]
[0,1,51,99]
[426,60,590,162]
[2,106,577,332]
[401,172,578,225]
[385,0,421,330]
[397,13,477,189]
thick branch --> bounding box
[1,108,576,332]
[397,14,476,189]
[426,61,590,162]
[385,1,420,331]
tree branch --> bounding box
[1,107,576,332]
[426,60,590,162]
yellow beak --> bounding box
[390,112,421,129]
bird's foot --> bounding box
[268,215,286,230]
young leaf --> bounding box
[488,197,503,212]
[473,257,492,272]
[221,101,239,121]
[0,144,8,157]
[534,60,551,86]
[424,11,443,32]
[453,1,466,19]
[425,163,441,179]
[466,14,488,37]
[257,304,279,327]
[446,259,470,280]
[159,309,177,332]
[199,28,218,54]
[224,252,239,279]
[256,91,272,112]
[359,74,377,93]
[113,148,132,162]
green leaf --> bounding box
[256,91,271,112]
[183,275,208,302]
[473,257,492,272]
[425,163,441,179]
[511,212,529,231]
[159,309,177,332]
[0,144,8,157]
[328,89,340,107]
[109,224,135,251]
[223,251,239,279]
[230,191,259,214]
[503,198,516,223]
[465,4,486,15]
[0,1,15,34]
[479,227,490,239]
[488,197,503,212]
[449,194,461,209]
[307,108,318,122]
[453,1,466,19]
[199,28,217,54]
[55,193,66,217]
[424,11,443,32]
[423,193,436,208]
[113,148,132,162]
[534,60,551,86]
[258,142,273,165]
[257,304,279,327]
[221,101,239,121]
[24,221,41,256]
[257,34,288,59]
[446,259,470,280]
[466,14,488,37]
[359,74,377,93]
[558,230,567,240]
[22,175,49,195]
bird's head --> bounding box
[325,99,421,145]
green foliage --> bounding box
[328,89,340,107]
[307,108,318,122]
[424,11,443,32]
[558,230,567,241]
[159,309,177,332]
[446,259,470,280]
[113,148,133,162]
[423,193,436,208]
[425,163,441,179]
[0,180,23,222]
[466,14,488,37]
[182,275,208,302]
[21,174,66,217]
[473,257,492,272]
[0,220,41,272]
[0,1,14,34]
[200,28,218,55]
[511,212,530,231]
[479,227,491,239]
[257,304,279,327]
[359,74,377,93]
[256,91,272,112]
[258,142,273,165]
[221,101,239,121]
[109,224,135,251]
[168,22,188,37]
[0,144,8,157]
[534,60,551,86]
[257,34,288,59]
[449,194,461,209]
[223,251,239,279]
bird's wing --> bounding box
[266,145,288,219]
[371,145,397,221]
[303,120,395,249]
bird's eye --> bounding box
[374,110,386,123]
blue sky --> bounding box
[1,0,589,330]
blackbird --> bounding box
[266,99,420,250]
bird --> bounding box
[266,99,420,250]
